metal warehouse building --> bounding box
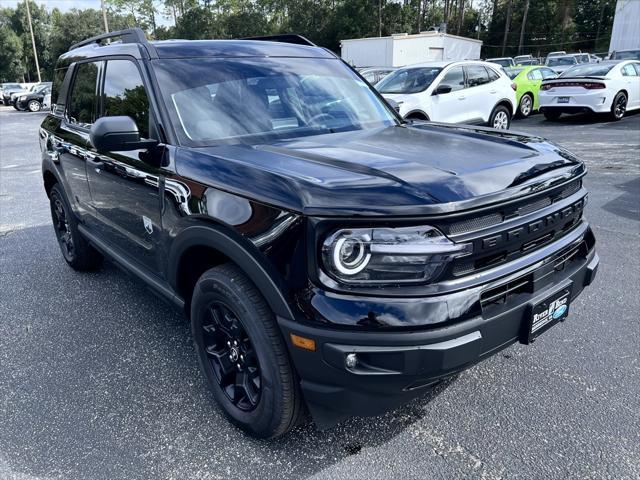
[340,31,482,68]
[609,0,640,52]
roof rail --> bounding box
[242,34,316,47]
[69,27,149,51]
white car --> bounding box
[539,60,640,121]
[545,55,578,74]
[377,61,517,129]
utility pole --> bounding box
[378,0,382,37]
[24,0,41,83]
[101,0,110,33]
[518,0,530,55]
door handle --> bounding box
[489,90,497,94]
[458,95,466,100]
[85,153,104,169]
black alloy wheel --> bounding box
[202,301,261,411]
[52,196,75,262]
[610,92,627,121]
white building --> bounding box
[609,0,640,52]
[340,31,483,68]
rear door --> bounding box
[430,66,466,123]
[85,58,165,275]
[54,61,102,221]
[621,63,640,109]
[463,64,494,123]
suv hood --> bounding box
[177,124,584,216]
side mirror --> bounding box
[90,116,157,152]
[385,98,400,112]
[433,84,452,95]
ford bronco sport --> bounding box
[40,28,599,438]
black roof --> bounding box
[57,28,334,67]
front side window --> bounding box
[465,65,490,87]
[67,62,100,127]
[102,60,150,138]
[438,66,465,92]
[377,67,443,94]
[155,57,397,146]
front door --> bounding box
[85,58,165,276]
[430,66,466,123]
[54,61,102,221]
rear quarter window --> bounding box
[50,67,68,108]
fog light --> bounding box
[345,353,358,369]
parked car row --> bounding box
[0,81,51,111]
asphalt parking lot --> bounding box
[1,106,639,480]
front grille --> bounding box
[480,236,590,311]
[436,180,586,278]
[442,179,582,236]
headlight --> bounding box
[19,95,27,101]
[321,226,472,285]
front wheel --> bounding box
[191,264,305,438]
[489,105,511,130]
[518,93,533,117]
[27,100,42,112]
[609,92,627,121]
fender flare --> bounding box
[167,224,295,320]
[493,97,516,116]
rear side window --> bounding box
[67,62,100,127]
[528,69,543,80]
[51,67,67,107]
[486,67,500,81]
[621,64,638,76]
[465,65,490,87]
[439,66,465,92]
[102,60,150,138]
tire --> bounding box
[191,263,305,438]
[406,112,430,122]
[518,93,533,118]
[49,184,103,271]
[609,91,627,121]
[27,100,42,112]
[543,110,562,121]
[489,105,511,130]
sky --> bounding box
[0,0,173,26]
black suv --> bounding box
[40,29,599,438]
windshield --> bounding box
[547,57,577,66]
[612,50,640,60]
[560,64,616,77]
[505,68,525,79]
[376,67,443,94]
[154,57,397,146]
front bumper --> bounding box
[280,226,598,427]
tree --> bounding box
[0,25,25,82]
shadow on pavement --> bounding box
[0,224,454,480]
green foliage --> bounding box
[0,0,618,82]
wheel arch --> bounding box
[168,223,295,321]
[493,98,515,116]
[43,168,59,197]
[404,110,430,121]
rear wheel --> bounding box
[543,110,562,121]
[49,184,103,271]
[518,93,533,117]
[27,100,42,112]
[609,92,627,121]
[191,263,305,438]
[489,105,511,129]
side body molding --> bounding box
[167,224,296,320]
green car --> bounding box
[505,66,558,117]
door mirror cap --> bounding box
[433,84,453,95]
[90,116,157,152]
